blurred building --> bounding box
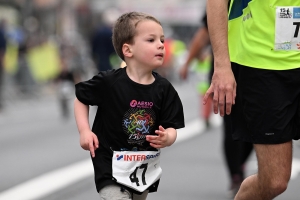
[90,0,206,43]
[0,0,207,55]
[91,0,205,25]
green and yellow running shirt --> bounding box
[228,0,300,70]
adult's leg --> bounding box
[234,141,292,200]
[223,116,241,178]
[223,114,253,198]
[223,114,253,179]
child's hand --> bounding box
[146,125,172,148]
[80,130,99,158]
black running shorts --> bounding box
[231,63,300,144]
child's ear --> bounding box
[122,43,132,58]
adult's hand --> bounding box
[203,64,236,116]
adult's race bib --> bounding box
[112,150,162,192]
[275,6,300,51]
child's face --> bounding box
[130,20,165,69]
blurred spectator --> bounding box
[14,42,36,96]
[55,44,80,119]
[179,14,213,127]
[155,37,174,79]
[155,36,187,81]
[90,9,118,71]
[0,19,6,110]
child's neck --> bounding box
[126,67,155,85]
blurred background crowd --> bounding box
[0,0,208,117]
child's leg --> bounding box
[98,184,148,200]
[98,184,131,199]
[132,190,149,200]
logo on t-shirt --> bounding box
[279,8,292,18]
[130,100,153,108]
[293,7,300,19]
[115,152,160,161]
[123,107,156,145]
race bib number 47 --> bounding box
[275,6,300,50]
[112,151,162,192]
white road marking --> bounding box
[0,160,93,200]
[0,118,211,200]
[176,114,222,143]
[176,118,205,143]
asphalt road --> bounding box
[1,79,300,200]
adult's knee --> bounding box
[268,179,289,197]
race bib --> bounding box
[275,6,300,50]
[112,150,162,192]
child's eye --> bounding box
[148,39,154,42]
[161,39,165,43]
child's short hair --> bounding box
[112,12,161,61]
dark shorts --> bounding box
[231,63,300,144]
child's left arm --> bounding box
[146,125,177,148]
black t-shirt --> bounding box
[75,67,185,194]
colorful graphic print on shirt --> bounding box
[122,100,156,145]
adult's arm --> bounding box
[203,0,236,117]
[179,26,210,79]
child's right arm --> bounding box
[74,97,99,157]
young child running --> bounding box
[74,12,185,200]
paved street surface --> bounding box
[1,78,300,200]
